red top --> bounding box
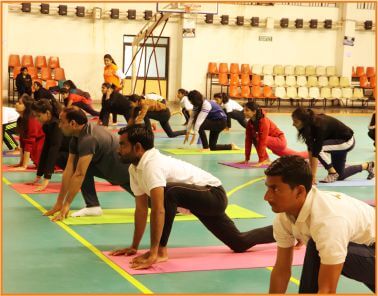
[19,116,45,166]
[68,93,91,105]
[245,111,283,162]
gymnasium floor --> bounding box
[2,108,375,294]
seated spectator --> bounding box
[16,67,32,97]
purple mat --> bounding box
[219,161,269,169]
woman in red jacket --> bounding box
[241,102,307,167]
[10,94,45,170]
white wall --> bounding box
[3,2,376,100]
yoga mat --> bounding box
[10,181,125,194]
[365,199,376,206]
[63,204,265,225]
[162,148,245,155]
[317,179,375,187]
[102,243,306,275]
[219,161,269,169]
[2,164,37,172]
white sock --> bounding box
[71,206,103,217]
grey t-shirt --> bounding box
[69,123,129,185]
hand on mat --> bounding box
[130,251,157,270]
[110,247,137,256]
[43,202,63,216]
[251,160,271,167]
[51,204,70,222]
[34,179,49,192]
[10,165,28,171]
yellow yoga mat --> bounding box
[63,204,265,225]
[162,148,246,155]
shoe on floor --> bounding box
[319,173,339,183]
[71,206,103,217]
[367,161,375,180]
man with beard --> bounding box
[45,107,131,221]
[111,124,274,269]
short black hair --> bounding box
[118,124,154,150]
[264,155,312,193]
[62,107,88,125]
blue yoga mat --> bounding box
[317,179,375,187]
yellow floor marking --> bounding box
[2,177,153,294]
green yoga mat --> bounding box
[63,204,265,225]
[162,148,246,155]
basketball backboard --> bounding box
[157,2,218,14]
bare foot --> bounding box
[200,148,210,152]
[151,123,157,131]
[157,248,169,263]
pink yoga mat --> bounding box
[103,243,306,275]
[2,164,63,173]
[219,162,269,169]
[10,181,125,194]
[219,161,324,169]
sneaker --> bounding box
[319,173,339,183]
[367,161,375,180]
[71,206,103,217]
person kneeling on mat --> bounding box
[45,107,132,221]
[265,155,375,293]
[110,124,274,269]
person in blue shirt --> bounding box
[184,90,239,151]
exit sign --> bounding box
[259,35,272,41]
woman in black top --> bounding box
[15,67,32,97]
[292,107,374,183]
[33,81,56,102]
[28,99,70,191]
[99,83,132,126]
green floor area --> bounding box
[2,112,375,293]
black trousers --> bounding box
[80,164,131,207]
[160,182,274,252]
[368,129,375,146]
[317,137,363,180]
[299,238,375,293]
[72,101,100,117]
[144,109,186,138]
[3,122,18,150]
[198,119,231,150]
[227,110,247,128]
[182,108,190,124]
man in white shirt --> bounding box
[264,155,375,293]
[111,124,274,269]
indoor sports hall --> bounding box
[2,2,376,294]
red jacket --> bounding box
[20,116,45,166]
[245,111,283,162]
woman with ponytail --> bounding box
[241,102,307,167]
[29,99,70,191]
[10,94,45,170]
[292,107,374,183]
